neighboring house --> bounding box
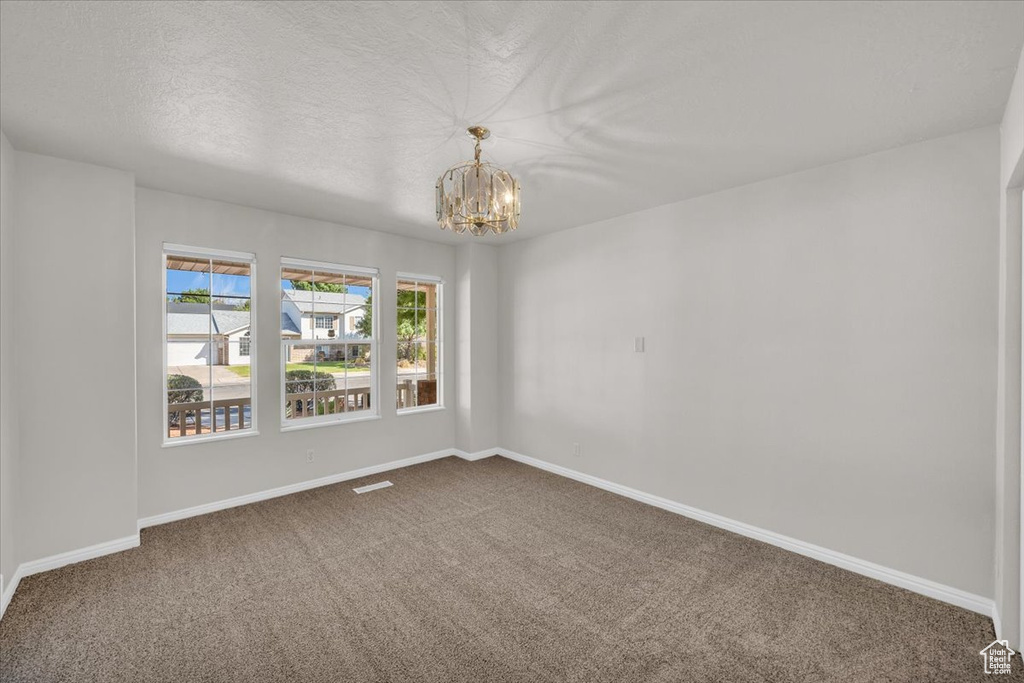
[166,292,367,366]
[167,302,292,367]
[281,289,367,362]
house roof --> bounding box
[167,302,294,336]
[281,289,366,315]
[281,311,300,336]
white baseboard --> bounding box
[496,448,995,618]
[452,447,499,462]
[994,605,1003,640]
[138,448,465,530]
[1,446,996,626]
[0,571,15,619]
[0,533,140,621]
[4,449,469,621]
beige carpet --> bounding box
[0,456,1013,682]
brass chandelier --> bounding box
[436,126,521,236]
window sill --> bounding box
[280,413,381,433]
[396,405,446,417]
[163,429,260,449]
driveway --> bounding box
[168,364,247,386]
[168,364,376,396]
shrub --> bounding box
[285,369,336,394]
[167,374,204,405]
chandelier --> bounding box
[436,126,521,236]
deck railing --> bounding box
[169,378,440,435]
[167,397,251,437]
[284,387,371,419]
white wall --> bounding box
[995,45,1024,648]
[454,243,499,454]
[226,329,251,367]
[135,189,457,518]
[0,131,19,594]
[498,126,1000,598]
[13,152,138,562]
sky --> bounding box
[166,269,370,301]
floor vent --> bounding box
[353,480,393,494]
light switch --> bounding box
[634,336,645,353]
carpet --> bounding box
[0,456,1012,682]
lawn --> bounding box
[227,361,369,378]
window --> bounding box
[396,275,442,411]
[281,258,377,428]
[164,244,256,443]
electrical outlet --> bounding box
[572,442,582,457]
[306,449,315,463]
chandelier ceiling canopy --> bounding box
[436,126,521,236]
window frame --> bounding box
[279,257,380,431]
[396,272,444,415]
[314,315,334,330]
[162,243,259,448]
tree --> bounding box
[167,374,204,427]
[284,369,336,394]
[356,291,427,360]
[170,287,212,303]
[290,280,347,293]
[170,286,246,308]
[167,374,204,404]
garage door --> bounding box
[167,341,210,366]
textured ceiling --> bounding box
[1,1,1022,244]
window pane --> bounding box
[313,270,345,292]
[345,381,372,414]
[422,306,439,344]
[285,342,316,366]
[167,385,210,438]
[346,343,372,376]
[422,341,439,378]
[345,306,367,338]
[397,279,441,412]
[397,279,416,307]
[221,339,252,397]
[397,306,420,351]
[166,340,212,369]
[167,255,212,348]
[282,268,316,299]
[344,342,371,415]
[282,268,315,342]
[211,260,251,298]
[284,343,318,421]
[397,287,421,311]
[167,255,211,304]
[212,383,252,432]
[421,282,438,310]
[414,374,439,407]
[345,274,373,301]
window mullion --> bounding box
[208,258,214,434]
